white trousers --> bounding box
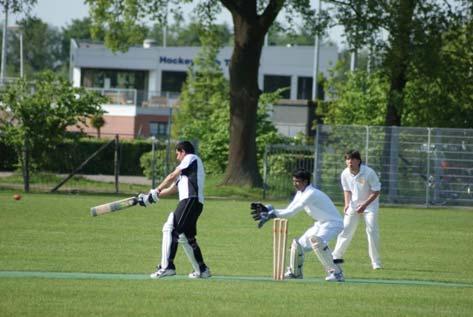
[332,211,381,267]
[297,221,343,252]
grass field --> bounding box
[1,190,472,316]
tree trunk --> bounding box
[382,0,416,201]
[222,17,266,186]
[384,0,416,126]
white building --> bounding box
[70,40,339,138]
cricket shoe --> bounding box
[188,267,211,279]
[372,263,383,270]
[150,267,176,279]
[325,271,345,282]
[284,267,303,279]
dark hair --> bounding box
[176,141,195,154]
[344,150,362,163]
[292,169,311,183]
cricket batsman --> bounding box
[251,169,345,282]
[138,141,211,279]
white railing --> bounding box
[86,87,180,107]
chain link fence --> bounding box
[263,125,473,207]
[2,124,472,206]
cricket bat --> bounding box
[90,196,139,217]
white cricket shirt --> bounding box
[341,164,381,213]
[274,184,343,224]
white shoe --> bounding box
[372,263,383,270]
[150,267,176,279]
[188,267,211,279]
[325,271,345,282]
[284,267,303,279]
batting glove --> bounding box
[148,189,159,204]
[137,189,159,207]
[137,193,150,207]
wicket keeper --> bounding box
[139,141,211,279]
[251,169,345,282]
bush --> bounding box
[0,137,160,176]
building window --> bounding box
[297,77,313,100]
[161,71,187,94]
[149,122,169,137]
[81,68,146,90]
[263,75,291,99]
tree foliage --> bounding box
[0,71,106,177]
[321,68,388,126]
[148,18,233,46]
[10,17,62,77]
[323,2,473,129]
[323,0,472,127]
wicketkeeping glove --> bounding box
[138,189,159,207]
[250,202,276,228]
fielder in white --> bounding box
[251,169,345,282]
[332,150,382,270]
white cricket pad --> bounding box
[310,236,340,274]
[160,212,174,269]
[179,233,200,273]
[289,239,304,277]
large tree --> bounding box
[85,0,322,187]
[323,0,470,126]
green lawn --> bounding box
[0,191,472,316]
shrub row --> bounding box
[0,138,169,176]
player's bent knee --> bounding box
[309,235,324,247]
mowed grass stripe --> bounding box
[1,271,471,288]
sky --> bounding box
[9,0,345,47]
[10,0,89,28]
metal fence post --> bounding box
[425,128,431,206]
[313,126,320,188]
[365,125,369,164]
[388,126,400,203]
[23,139,30,192]
[165,139,171,176]
[114,134,120,193]
[263,145,269,199]
[151,136,157,188]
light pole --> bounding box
[0,3,9,83]
[9,24,23,78]
[311,0,322,101]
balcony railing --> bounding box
[86,87,180,107]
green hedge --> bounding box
[0,141,17,170]
[0,138,167,176]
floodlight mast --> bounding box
[311,0,322,102]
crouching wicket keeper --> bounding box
[251,169,345,282]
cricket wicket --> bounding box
[272,218,288,280]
